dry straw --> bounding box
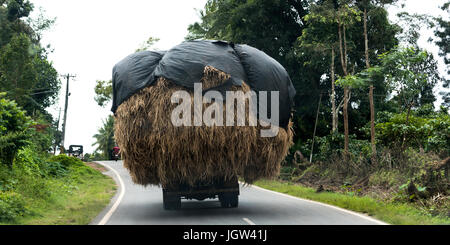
[114,66,293,187]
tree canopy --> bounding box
[187,0,401,143]
[0,0,59,116]
[0,0,61,159]
[92,115,115,159]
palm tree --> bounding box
[92,115,115,160]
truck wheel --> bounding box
[163,191,181,210]
[219,192,239,208]
[229,193,238,208]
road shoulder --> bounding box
[89,161,123,225]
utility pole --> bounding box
[60,74,76,153]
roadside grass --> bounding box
[253,179,450,225]
[0,160,116,225]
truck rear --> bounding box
[162,176,239,210]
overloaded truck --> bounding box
[111,40,296,210]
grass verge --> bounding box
[253,179,449,225]
[0,160,116,225]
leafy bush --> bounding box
[48,154,84,168]
[0,165,17,192]
[44,160,68,177]
[27,112,56,154]
[309,133,373,161]
[0,191,28,221]
[13,147,70,178]
[376,112,450,155]
[0,94,33,166]
[15,174,53,200]
[369,170,404,188]
[14,147,46,177]
[0,151,108,223]
[82,153,91,162]
[84,151,107,161]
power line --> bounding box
[28,90,58,96]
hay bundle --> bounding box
[114,66,293,187]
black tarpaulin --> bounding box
[112,50,165,113]
[153,40,246,87]
[233,44,296,128]
[111,40,296,127]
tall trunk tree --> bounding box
[331,48,338,133]
[338,21,350,156]
[364,8,370,69]
[363,7,377,163]
[343,87,350,155]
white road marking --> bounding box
[91,163,386,225]
[95,161,126,225]
[243,217,256,225]
[246,183,389,225]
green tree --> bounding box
[376,111,450,154]
[357,0,398,161]
[298,0,340,133]
[2,0,33,21]
[376,46,441,147]
[92,115,115,160]
[396,12,434,47]
[0,93,32,167]
[94,80,112,107]
[28,110,60,154]
[298,0,399,140]
[0,0,60,159]
[28,49,59,113]
[187,0,319,144]
[187,0,400,150]
[335,0,361,156]
[379,47,440,113]
[0,33,37,106]
[0,1,60,115]
[0,0,34,47]
[433,1,449,107]
[0,33,59,114]
[135,36,160,52]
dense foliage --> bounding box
[0,1,113,223]
[92,115,115,160]
[0,1,59,115]
[187,0,447,154]
[0,153,105,221]
[0,0,61,155]
[434,1,450,107]
[188,0,449,218]
[186,0,404,144]
[94,80,112,108]
[0,93,32,167]
[376,111,450,155]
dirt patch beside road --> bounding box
[85,162,108,172]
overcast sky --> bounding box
[30,0,448,154]
[31,0,208,153]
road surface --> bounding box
[90,161,387,225]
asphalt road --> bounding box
[90,161,387,225]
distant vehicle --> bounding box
[111,146,120,161]
[68,145,83,159]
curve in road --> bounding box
[91,161,387,225]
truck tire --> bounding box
[219,192,239,208]
[163,191,181,210]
